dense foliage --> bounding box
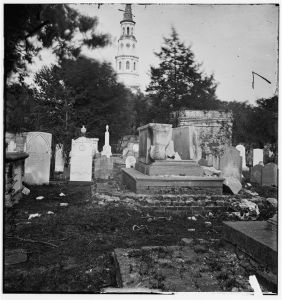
[146,28,220,124]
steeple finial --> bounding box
[123,4,133,22]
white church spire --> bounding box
[115,4,139,91]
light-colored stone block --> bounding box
[24,132,52,185]
[253,148,264,166]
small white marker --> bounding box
[249,275,263,295]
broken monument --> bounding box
[122,123,224,194]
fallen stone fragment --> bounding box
[239,199,259,215]
[36,196,44,200]
[60,203,69,207]
[5,249,28,265]
[244,189,259,196]
[28,213,41,220]
[187,228,195,232]
[47,211,54,215]
[223,177,242,194]
[204,221,212,227]
[22,186,30,195]
[202,166,221,177]
[59,192,65,196]
[266,198,277,209]
[180,238,193,245]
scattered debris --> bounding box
[180,238,193,245]
[28,213,41,220]
[59,193,66,197]
[187,228,195,232]
[266,198,277,208]
[132,225,149,232]
[202,166,221,177]
[246,183,252,187]
[245,189,259,196]
[85,268,93,274]
[36,196,44,200]
[239,199,259,215]
[47,211,55,215]
[60,203,69,207]
[22,187,30,195]
[204,221,212,227]
[187,216,197,221]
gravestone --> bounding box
[253,148,263,166]
[55,144,65,172]
[69,137,95,182]
[24,132,52,185]
[236,144,248,170]
[219,146,242,182]
[262,163,278,187]
[125,156,136,168]
[250,165,263,185]
[101,125,112,158]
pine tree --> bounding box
[146,28,218,123]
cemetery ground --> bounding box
[4,177,277,293]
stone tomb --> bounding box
[223,220,278,275]
[172,125,201,161]
[69,137,96,182]
[262,163,278,187]
[135,123,203,176]
[122,123,224,194]
[24,132,52,185]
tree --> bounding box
[4,4,109,90]
[33,57,134,159]
[146,28,218,124]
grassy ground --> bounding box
[4,180,277,293]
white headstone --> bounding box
[70,137,94,182]
[55,144,65,172]
[236,144,248,170]
[24,132,52,185]
[253,148,264,166]
[125,156,136,168]
[101,125,112,158]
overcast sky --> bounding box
[30,3,279,105]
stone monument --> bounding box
[122,123,224,194]
[101,125,112,158]
[24,132,52,185]
[135,123,203,176]
[69,126,96,182]
[236,144,248,171]
[253,148,264,166]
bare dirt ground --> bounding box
[4,179,277,293]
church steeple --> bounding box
[115,4,139,91]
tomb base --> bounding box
[122,168,223,194]
[135,160,204,176]
[222,221,278,274]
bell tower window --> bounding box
[133,62,136,70]
[126,61,130,70]
[127,27,129,35]
[119,61,121,70]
